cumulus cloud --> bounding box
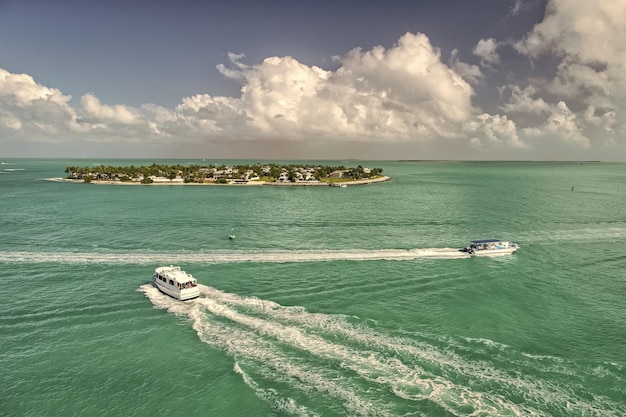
[212,33,481,142]
[0,68,77,140]
[516,0,626,63]
[2,1,626,160]
[80,94,141,125]
[514,0,626,129]
[3,32,490,153]
[465,0,625,158]
[0,69,71,106]
[522,101,590,147]
[0,69,152,143]
[464,113,524,149]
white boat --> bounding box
[152,265,200,300]
[462,239,519,256]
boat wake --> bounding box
[139,284,625,417]
[0,248,469,265]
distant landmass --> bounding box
[62,163,390,186]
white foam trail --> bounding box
[198,287,541,415]
[233,363,321,417]
[139,284,625,417]
[0,248,469,265]
[141,284,390,416]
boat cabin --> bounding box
[463,239,518,256]
[470,239,506,250]
[152,265,199,300]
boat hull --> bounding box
[462,240,520,257]
[470,247,519,256]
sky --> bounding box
[1,0,625,160]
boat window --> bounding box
[169,280,174,285]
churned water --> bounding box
[1,159,624,416]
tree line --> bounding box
[65,163,383,183]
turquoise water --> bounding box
[1,159,624,416]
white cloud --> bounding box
[464,113,524,149]
[581,106,615,132]
[521,101,590,147]
[216,52,247,81]
[516,0,626,63]
[220,33,477,141]
[237,54,333,135]
[3,3,626,160]
[499,85,619,151]
[473,38,500,65]
[0,32,486,153]
[515,0,626,109]
[548,61,612,106]
[0,68,78,140]
[449,49,483,85]
[80,94,141,125]
[325,32,476,138]
[501,85,551,115]
[498,0,626,155]
[170,33,480,144]
[127,33,479,146]
[0,69,152,143]
[0,69,71,106]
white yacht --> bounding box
[152,265,200,301]
[462,239,519,256]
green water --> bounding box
[1,159,624,416]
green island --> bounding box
[63,163,389,186]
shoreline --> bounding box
[46,176,392,187]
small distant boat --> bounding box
[152,265,200,301]
[461,239,519,256]
[228,228,236,240]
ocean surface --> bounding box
[1,158,625,417]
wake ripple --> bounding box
[139,284,625,417]
[0,248,469,265]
